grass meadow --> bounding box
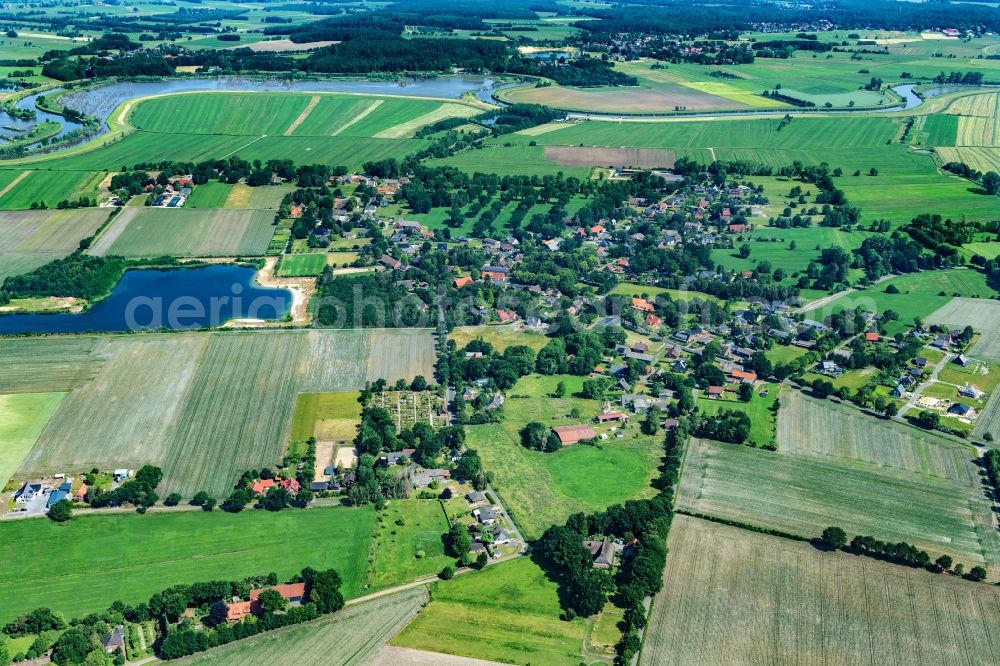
[697,383,779,447]
[172,588,428,666]
[369,499,452,591]
[470,374,662,539]
[0,506,376,625]
[641,515,1000,666]
[0,169,101,210]
[88,207,275,257]
[291,391,362,442]
[8,329,435,497]
[448,324,551,352]
[393,557,589,665]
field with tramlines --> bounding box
[641,515,1000,666]
[7,329,436,497]
[928,297,1000,363]
[677,435,1000,568]
[777,391,979,482]
[172,588,427,666]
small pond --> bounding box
[0,264,291,335]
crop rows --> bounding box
[641,516,1000,666]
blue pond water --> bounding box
[0,265,291,335]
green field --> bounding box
[677,428,1000,568]
[369,499,453,590]
[88,207,275,257]
[277,253,327,277]
[0,392,64,490]
[393,557,589,665]
[0,169,100,210]
[173,588,428,666]
[642,515,1000,666]
[697,383,779,447]
[448,325,551,352]
[290,391,362,442]
[610,281,723,304]
[816,270,997,335]
[471,374,662,539]
[0,507,376,625]
[8,330,435,497]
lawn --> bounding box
[697,383,779,447]
[611,281,723,304]
[369,499,453,591]
[172,588,427,666]
[0,392,64,490]
[0,506,376,625]
[88,207,275,258]
[677,432,999,568]
[764,344,808,366]
[392,557,589,665]
[448,325,551,352]
[277,253,327,277]
[471,374,662,539]
[641,515,1000,665]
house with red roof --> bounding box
[454,276,474,288]
[631,297,654,313]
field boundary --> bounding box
[332,99,384,136]
[283,95,321,136]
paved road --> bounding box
[897,352,952,419]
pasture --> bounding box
[641,515,1000,666]
[0,208,109,283]
[392,557,589,665]
[8,329,435,497]
[183,181,291,210]
[369,499,452,591]
[0,506,376,625]
[173,588,428,666]
[88,207,275,258]
[470,374,662,539]
[676,435,1000,568]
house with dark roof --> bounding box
[102,626,126,655]
[473,505,500,525]
[583,538,616,569]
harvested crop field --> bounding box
[641,515,1000,666]
[500,83,745,113]
[927,297,1000,362]
[228,39,340,53]
[10,329,435,497]
[777,391,979,482]
[676,437,1000,568]
[88,207,275,258]
[0,208,109,282]
[172,588,427,666]
[543,146,675,168]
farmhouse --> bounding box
[14,482,43,504]
[552,424,597,445]
[583,538,616,569]
[101,626,125,655]
[250,476,300,495]
[225,583,307,622]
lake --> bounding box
[0,265,291,335]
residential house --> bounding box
[473,505,500,525]
[583,538,616,569]
[631,297,655,313]
[102,625,126,655]
[454,276,474,288]
[706,386,724,398]
[954,354,970,367]
[411,468,451,488]
[379,255,402,271]
[948,403,977,418]
[466,491,487,505]
[959,384,983,399]
[15,482,43,504]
